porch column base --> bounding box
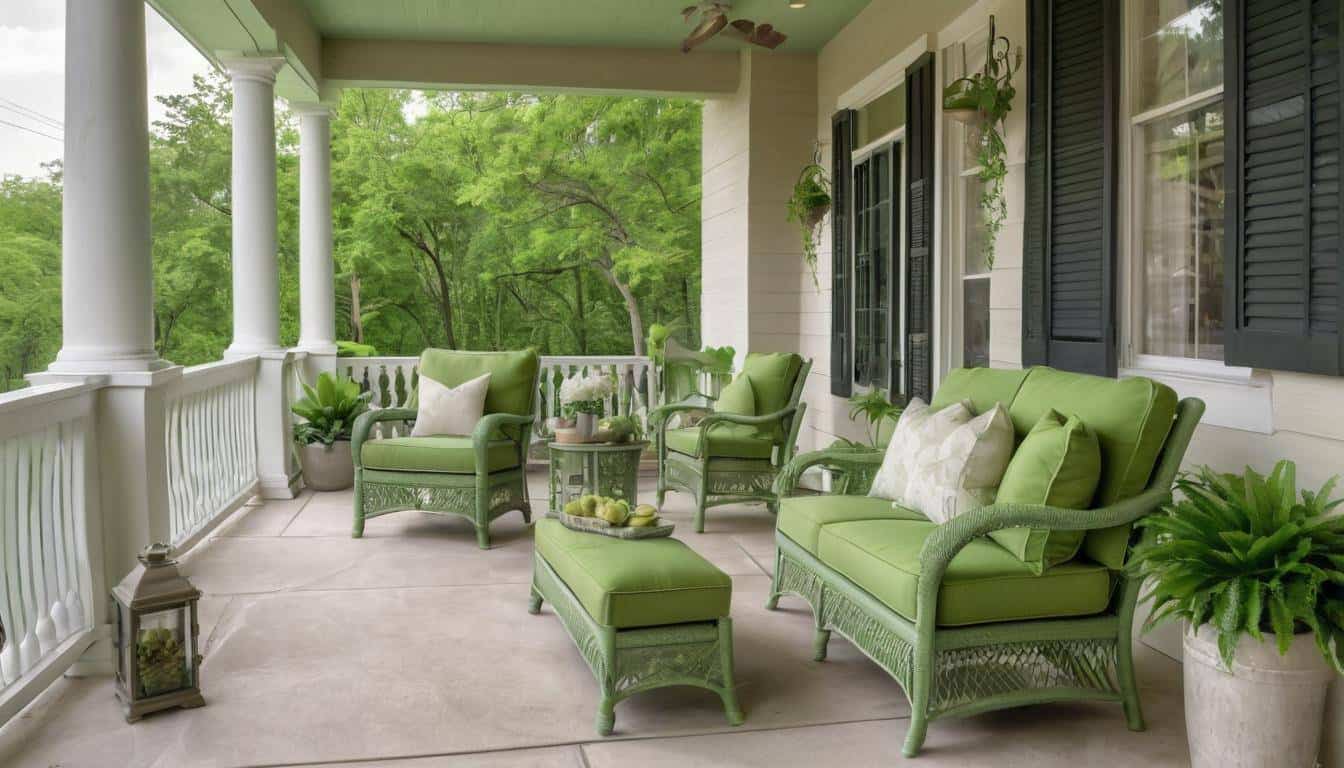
[256,350,302,499]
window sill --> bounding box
[1120,357,1273,434]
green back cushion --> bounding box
[990,410,1101,573]
[741,352,803,415]
[714,374,756,416]
[417,348,540,416]
[929,367,1030,418]
[1007,368,1177,568]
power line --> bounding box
[0,118,62,142]
[0,98,62,129]
[0,104,64,135]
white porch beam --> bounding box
[48,0,165,373]
[294,104,337,358]
[321,39,740,97]
[223,57,286,359]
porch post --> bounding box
[223,57,286,359]
[48,0,164,373]
[294,103,338,380]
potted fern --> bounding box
[1132,461,1343,768]
[292,372,373,491]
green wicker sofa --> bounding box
[768,366,1204,758]
[651,352,812,533]
[350,348,540,548]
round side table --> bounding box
[547,440,649,514]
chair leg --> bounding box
[595,695,615,736]
[903,638,935,757]
[902,713,929,758]
[812,628,831,662]
[519,502,532,525]
[694,469,709,533]
[475,525,491,549]
[1117,635,1147,731]
[528,589,543,615]
[717,618,745,726]
[351,475,366,538]
[765,549,783,610]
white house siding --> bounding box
[803,0,1344,762]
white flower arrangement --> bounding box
[559,371,615,416]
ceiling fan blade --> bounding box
[681,13,728,53]
[749,23,787,49]
[729,19,756,34]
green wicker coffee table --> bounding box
[529,518,743,735]
[547,440,648,514]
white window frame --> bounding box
[849,127,906,396]
[1117,0,1272,433]
[938,19,994,375]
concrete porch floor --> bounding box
[0,472,1192,767]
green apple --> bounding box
[598,502,630,526]
[628,514,658,527]
[632,504,658,519]
[578,495,599,516]
[563,499,583,517]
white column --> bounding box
[294,105,338,357]
[48,0,164,372]
[223,57,286,359]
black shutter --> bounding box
[889,147,904,394]
[905,52,936,402]
[830,109,856,397]
[1023,0,1119,377]
[1224,0,1344,375]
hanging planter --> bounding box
[941,15,1022,269]
[787,159,831,290]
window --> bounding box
[1126,0,1225,362]
[942,32,992,369]
[851,139,901,390]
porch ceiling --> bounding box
[148,0,871,102]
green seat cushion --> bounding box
[665,424,774,459]
[534,519,732,628]
[928,367,1030,417]
[714,374,756,416]
[1008,368,1178,568]
[417,348,540,417]
[778,494,926,555]
[816,519,1113,626]
[741,352,803,415]
[990,410,1102,573]
[361,436,520,474]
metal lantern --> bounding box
[111,543,204,722]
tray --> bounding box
[546,510,675,539]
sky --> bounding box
[0,1,213,179]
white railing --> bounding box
[341,355,657,440]
[162,358,259,548]
[0,381,100,724]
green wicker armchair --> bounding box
[651,352,811,533]
[350,348,540,549]
[768,366,1205,758]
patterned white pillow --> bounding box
[410,372,491,437]
[904,403,1015,524]
[867,398,973,502]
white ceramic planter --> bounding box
[299,440,355,491]
[1184,625,1335,768]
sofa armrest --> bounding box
[351,408,417,468]
[773,446,885,497]
[913,488,1171,632]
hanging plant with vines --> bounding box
[787,146,831,289]
[943,15,1021,269]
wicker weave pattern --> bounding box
[930,638,1120,716]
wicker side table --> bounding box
[547,440,649,514]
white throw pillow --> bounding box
[904,402,1015,524]
[867,398,973,502]
[410,372,491,437]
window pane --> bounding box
[1137,101,1225,359]
[857,85,906,146]
[873,149,890,384]
[1133,0,1222,114]
[962,277,991,368]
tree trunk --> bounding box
[350,273,365,344]
[431,259,458,348]
[573,265,588,354]
[594,255,645,356]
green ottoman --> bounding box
[529,518,744,735]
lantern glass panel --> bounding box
[135,607,193,698]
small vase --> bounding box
[575,412,598,442]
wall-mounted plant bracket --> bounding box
[942,15,1021,269]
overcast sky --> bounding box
[0,2,213,179]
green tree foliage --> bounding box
[0,75,701,381]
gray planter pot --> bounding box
[1184,624,1335,768]
[299,440,355,491]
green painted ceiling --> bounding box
[301,0,872,51]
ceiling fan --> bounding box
[681,2,788,53]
